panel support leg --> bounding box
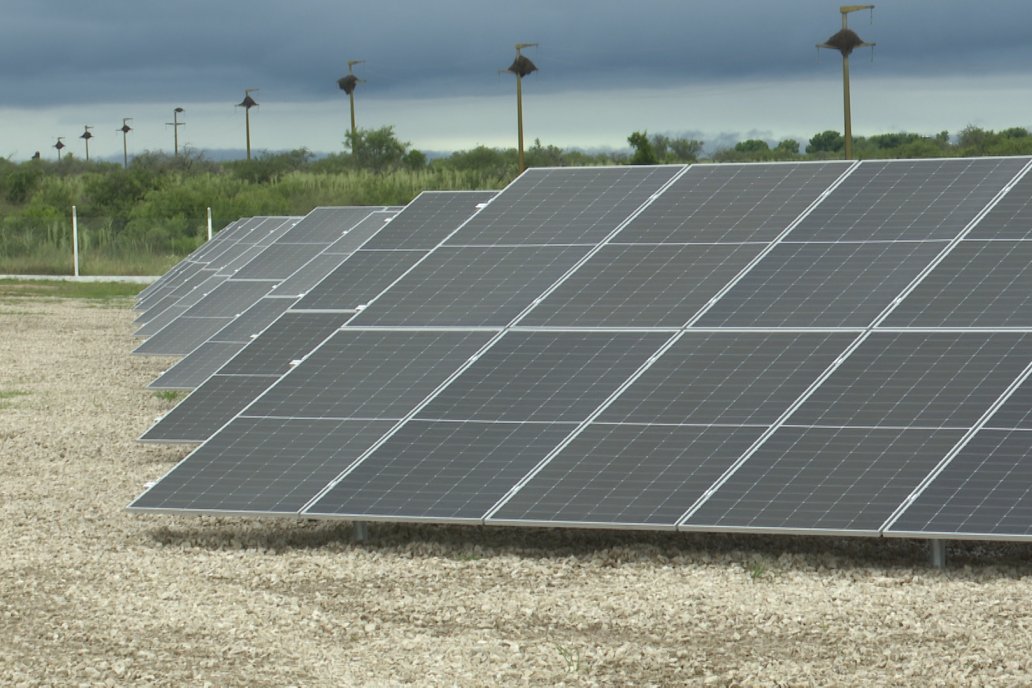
[928,539,947,569]
[353,522,369,543]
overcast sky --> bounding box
[4,0,1032,161]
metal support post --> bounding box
[71,205,80,277]
[353,522,369,542]
[929,540,947,569]
[206,207,213,241]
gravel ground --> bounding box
[2,298,1032,687]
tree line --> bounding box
[2,124,1031,274]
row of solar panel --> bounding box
[130,158,1032,542]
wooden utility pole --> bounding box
[238,90,258,160]
[119,118,133,168]
[167,107,185,156]
[337,60,364,153]
[507,43,538,173]
[818,5,875,159]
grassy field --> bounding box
[0,245,179,277]
[0,278,145,301]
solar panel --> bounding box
[149,341,247,390]
[985,377,1032,430]
[965,171,1032,240]
[786,332,1032,429]
[250,217,300,247]
[130,157,1032,546]
[147,299,299,390]
[136,261,208,312]
[272,207,374,244]
[138,274,212,324]
[305,421,575,522]
[615,162,850,243]
[489,425,765,527]
[348,246,589,326]
[134,208,389,356]
[887,429,1032,538]
[786,158,1026,242]
[230,243,334,280]
[132,418,395,514]
[218,245,274,274]
[443,166,680,246]
[598,332,855,425]
[219,314,363,376]
[520,243,763,327]
[268,253,352,297]
[140,374,279,443]
[882,241,1032,327]
[696,241,945,328]
[683,427,967,532]
[133,316,235,356]
[209,297,297,344]
[414,331,669,423]
[133,282,278,356]
[293,250,429,312]
[134,305,189,338]
[363,191,496,250]
[142,317,354,442]
[179,280,279,319]
[243,330,493,420]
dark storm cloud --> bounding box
[3,0,1032,108]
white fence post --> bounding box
[207,207,213,241]
[71,205,80,277]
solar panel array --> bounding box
[140,191,496,439]
[133,208,391,357]
[131,159,1032,544]
[133,216,298,329]
[147,210,399,390]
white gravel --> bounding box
[2,298,1032,687]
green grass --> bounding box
[0,246,178,277]
[153,390,183,403]
[0,279,145,300]
[0,390,29,409]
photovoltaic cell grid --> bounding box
[134,209,385,356]
[142,313,354,443]
[134,216,297,328]
[150,209,404,389]
[348,245,591,327]
[443,166,680,246]
[132,281,277,355]
[143,192,496,442]
[135,218,252,310]
[288,192,495,311]
[148,297,298,390]
[148,341,248,391]
[209,297,298,344]
[272,207,375,244]
[134,418,396,513]
[131,158,1032,544]
[140,374,280,444]
[363,191,497,250]
[615,161,850,244]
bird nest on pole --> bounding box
[238,95,258,109]
[507,55,538,78]
[819,28,868,57]
[337,74,359,94]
